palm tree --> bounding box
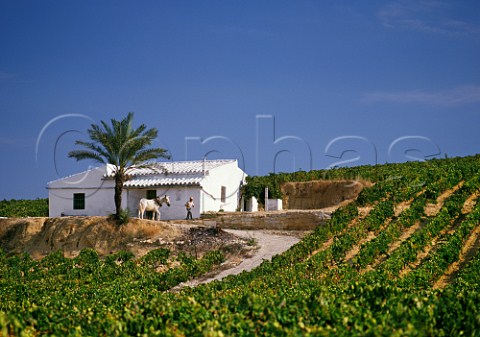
[68,112,170,218]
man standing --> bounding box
[185,197,194,220]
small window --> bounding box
[221,186,226,203]
[73,193,85,210]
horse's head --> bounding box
[163,195,171,207]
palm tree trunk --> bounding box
[114,174,124,217]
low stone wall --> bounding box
[197,210,331,230]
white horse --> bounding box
[138,195,171,220]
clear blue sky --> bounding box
[1,1,479,199]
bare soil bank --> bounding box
[281,179,367,209]
[0,217,252,260]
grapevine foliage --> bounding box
[0,198,48,217]
[1,155,480,336]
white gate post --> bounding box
[265,187,269,212]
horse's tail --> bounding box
[138,199,144,219]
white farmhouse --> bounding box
[48,159,246,220]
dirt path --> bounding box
[173,229,302,289]
[424,181,464,216]
[433,224,480,289]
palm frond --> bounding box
[68,150,106,164]
[69,111,170,217]
[132,148,170,164]
[70,112,169,168]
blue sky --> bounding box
[1,0,479,199]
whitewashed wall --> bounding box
[245,197,258,212]
[48,166,121,217]
[127,186,202,220]
[267,199,283,211]
[200,161,246,212]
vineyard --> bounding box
[0,199,48,218]
[1,155,480,336]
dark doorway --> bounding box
[146,189,157,219]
